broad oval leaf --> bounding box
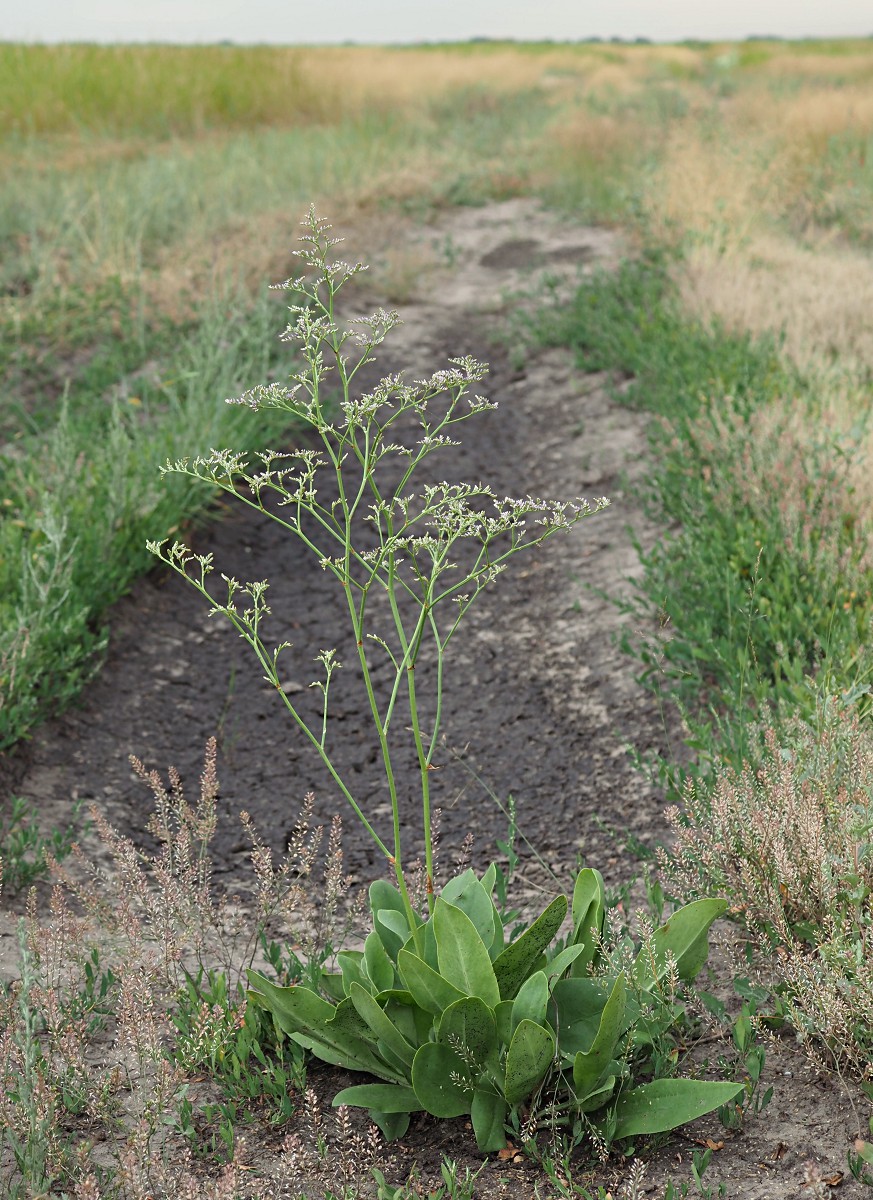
[399,919,439,972]
[492,895,568,1001]
[381,993,430,1047]
[440,870,496,949]
[578,1073,618,1114]
[397,949,465,1016]
[337,950,369,996]
[545,943,587,980]
[481,863,498,895]
[349,982,416,1069]
[471,1087,509,1153]
[332,1082,421,1113]
[572,972,626,1099]
[634,899,728,990]
[320,971,345,1002]
[370,1110,410,1142]
[511,970,548,1038]
[495,999,513,1048]
[370,879,415,961]
[247,972,401,1080]
[364,931,396,994]
[571,868,605,976]
[433,899,500,1008]
[370,879,405,915]
[379,909,414,947]
[437,996,498,1068]
[611,1078,744,1139]
[551,977,613,1057]
[504,1019,555,1105]
[412,1042,472,1118]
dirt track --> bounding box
[1,201,865,1196]
[0,201,667,892]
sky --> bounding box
[2,0,872,45]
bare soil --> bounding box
[0,200,867,1197]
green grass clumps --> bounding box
[0,75,562,754]
[0,44,340,138]
[531,252,873,776]
[530,246,873,1112]
[0,287,293,751]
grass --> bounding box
[0,97,566,750]
[0,284,298,750]
[524,177,873,1149]
[4,34,873,1194]
[527,248,873,777]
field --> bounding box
[2,38,873,1199]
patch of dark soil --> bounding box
[479,237,596,272]
[0,203,665,905]
[0,325,666,896]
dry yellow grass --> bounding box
[757,48,873,81]
[676,230,873,514]
[7,38,873,394]
[678,233,873,375]
[646,126,780,246]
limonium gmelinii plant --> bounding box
[149,207,607,936]
[149,210,738,1152]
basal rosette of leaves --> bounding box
[248,865,741,1152]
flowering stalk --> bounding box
[149,207,608,939]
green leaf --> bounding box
[545,943,587,980]
[397,949,465,1016]
[571,868,605,975]
[399,920,439,971]
[332,1083,421,1113]
[364,931,396,994]
[433,899,500,1008]
[577,1074,618,1114]
[420,917,440,971]
[492,895,568,1000]
[379,909,414,948]
[504,1020,555,1105]
[370,879,417,961]
[481,863,498,894]
[376,1040,412,1077]
[511,970,548,1037]
[381,993,429,1046]
[320,971,345,1002]
[441,869,496,949]
[610,1078,744,1139]
[369,1110,410,1142]
[471,1088,509,1153]
[246,972,401,1080]
[551,977,614,1057]
[370,878,406,920]
[495,999,513,1048]
[572,972,626,1099]
[412,1043,472,1118]
[349,983,416,1069]
[437,997,498,1069]
[634,899,728,990]
[337,950,369,996]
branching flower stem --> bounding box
[149,206,609,947]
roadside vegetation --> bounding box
[6,37,873,751]
[2,35,873,1198]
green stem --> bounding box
[406,641,436,911]
[326,311,423,950]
